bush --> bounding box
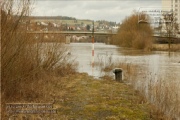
[113,12,153,50]
[1,1,77,117]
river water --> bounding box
[67,43,180,118]
[67,43,180,78]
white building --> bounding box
[162,0,180,25]
[162,0,180,37]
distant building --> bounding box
[161,0,180,36]
[162,0,180,25]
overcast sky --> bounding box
[31,0,162,23]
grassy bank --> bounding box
[56,74,153,120]
[5,73,158,120]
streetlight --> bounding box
[91,21,95,76]
[138,12,149,29]
[92,21,94,67]
[138,20,148,24]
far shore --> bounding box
[151,44,180,51]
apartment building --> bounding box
[162,0,180,24]
[162,0,180,37]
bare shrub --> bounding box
[1,0,35,100]
[132,32,152,50]
[112,11,153,50]
[1,0,77,119]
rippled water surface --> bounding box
[67,43,180,79]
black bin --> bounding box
[113,68,123,82]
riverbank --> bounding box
[151,44,180,51]
[5,73,161,119]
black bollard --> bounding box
[113,68,123,82]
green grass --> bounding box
[53,73,152,120]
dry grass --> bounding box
[94,54,180,119]
[145,73,180,119]
[151,44,180,51]
[5,73,153,119]
[122,65,180,119]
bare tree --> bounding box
[161,11,179,50]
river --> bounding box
[67,43,180,119]
[67,43,180,78]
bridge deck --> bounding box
[27,31,116,36]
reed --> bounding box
[152,44,180,51]
[94,54,180,119]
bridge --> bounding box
[153,35,180,44]
[27,31,180,43]
[27,31,116,43]
[27,31,117,37]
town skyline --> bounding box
[31,0,161,23]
